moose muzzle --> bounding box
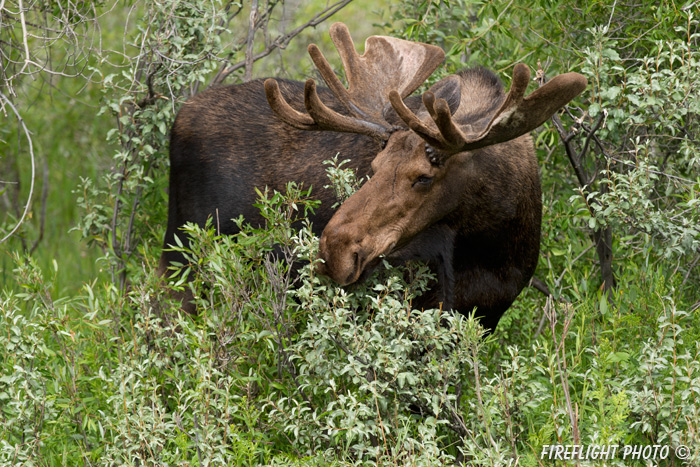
[316,218,397,286]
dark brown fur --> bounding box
[160,79,380,271]
[161,68,541,330]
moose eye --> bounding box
[412,175,434,188]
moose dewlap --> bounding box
[160,22,587,330]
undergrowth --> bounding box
[2,182,698,466]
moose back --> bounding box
[159,23,586,330]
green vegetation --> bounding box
[1,0,699,465]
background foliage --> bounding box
[1,0,699,465]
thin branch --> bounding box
[212,0,353,85]
[470,340,500,452]
[578,111,606,179]
[604,0,618,33]
[0,92,36,245]
[550,112,590,191]
[538,69,617,293]
[547,300,580,445]
[218,1,244,31]
[464,0,515,46]
[18,0,31,75]
[681,251,700,287]
[29,156,49,254]
[243,0,259,82]
[556,244,595,286]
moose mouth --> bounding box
[346,236,428,285]
[341,245,391,285]
[352,255,384,284]
[317,235,399,286]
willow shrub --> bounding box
[2,181,699,465]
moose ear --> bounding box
[382,95,423,126]
[425,75,462,115]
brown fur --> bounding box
[162,68,543,329]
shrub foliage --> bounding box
[1,0,699,465]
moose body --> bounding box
[160,23,586,330]
[162,79,379,245]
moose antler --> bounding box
[264,23,445,140]
[389,64,588,152]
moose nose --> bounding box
[316,248,364,285]
[316,225,366,285]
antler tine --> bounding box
[265,22,446,141]
[399,64,587,156]
[265,75,389,139]
[475,63,530,137]
[388,90,447,149]
[304,79,390,139]
[418,64,533,152]
[264,79,318,131]
[307,44,372,120]
[430,96,470,149]
[328,23,362,90]
[390,90,471,152]
[457,64,587,150]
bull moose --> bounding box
[159,23,586,330]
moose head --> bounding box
[264,23,586,291]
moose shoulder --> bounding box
[160,23,587,330]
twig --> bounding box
[469,340,499,452]
[556,244,595,286]
[681,251,700,287]
[18,0,31,75]
[464,0,515,45]
[29,156,49,254]
[578,111,607,184]
[534,293,556,340]
[0,92,36,245]
[193,413,203,466]
[550,112,591,192]
[547,299,580,445]
[372,368,390,456]
[243,0,259,82]
[212,0,353,85]
[538,70,616,293]
[604,0,618,33]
